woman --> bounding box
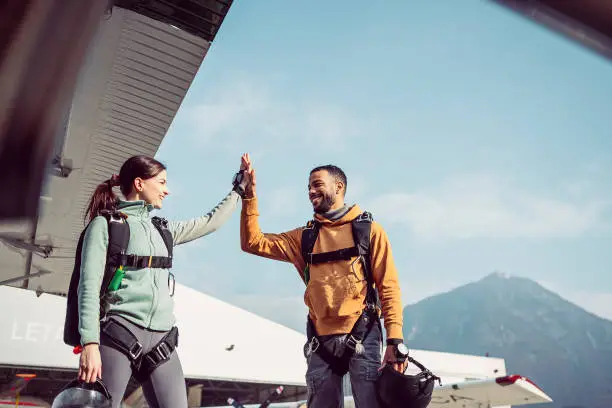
[76,154,248,408]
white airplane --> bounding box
[1,278,554,408]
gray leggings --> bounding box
[99,315,188,408]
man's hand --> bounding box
[240,153,256,198]
[380,344,408,373]
[240,153,250,171]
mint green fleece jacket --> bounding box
[77,190,239,345]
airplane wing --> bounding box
[430,374,553,407]
[491,0,612,61]
[0,1,233,296]
[205,374,552,408]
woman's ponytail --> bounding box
[84,174,120,223]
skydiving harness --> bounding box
[301,211,383,376]
[63,209,179,379]
[100,317,179,382]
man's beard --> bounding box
[314,193,335,214]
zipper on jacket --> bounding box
[145,218,157,327]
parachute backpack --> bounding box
[63,209,173,348]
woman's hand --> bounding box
[78,343,102,383]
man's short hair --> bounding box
[310,165,347,194]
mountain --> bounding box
[401,272,612,408]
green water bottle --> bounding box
[303,265,310,285]
[107,265,125,291]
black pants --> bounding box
[100,315,188,408]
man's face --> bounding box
[308,170,339,213]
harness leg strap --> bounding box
[306,307,377,377]
[135,326,179,381]
[101,319,143,361]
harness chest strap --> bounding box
[103,214,174,292]
[113,253,173,269]
[301,210,380,307]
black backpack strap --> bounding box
[100,211,130,295]
[351,211,379,308]
[300,219,320,284]
[151,216,173,259]
[63,228,89,347]
[63,210,129,347]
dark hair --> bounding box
[310,165,348,194]
[84,155,166,223]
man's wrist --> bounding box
[386,338,403,346]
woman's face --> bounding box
[135,170,169,209]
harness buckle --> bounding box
[345,334,359,351]
[146,341,172,365]
[304,336,319,357]
[310,336,319,354]
[124,254,134,266]
[108,213,125,224]
[365,303,377,314]
[128,341,143,360]
[168,272,176,296]
[355,211,372,223]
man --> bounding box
[239,154,406,408]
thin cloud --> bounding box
[265,187,301,217]
[179,79,368,150]
[368,174,610,242]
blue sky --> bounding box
[155,0,612,332]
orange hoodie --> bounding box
[240,197,403,340]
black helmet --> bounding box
[51,379,112,408]
[376,356,440,408]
